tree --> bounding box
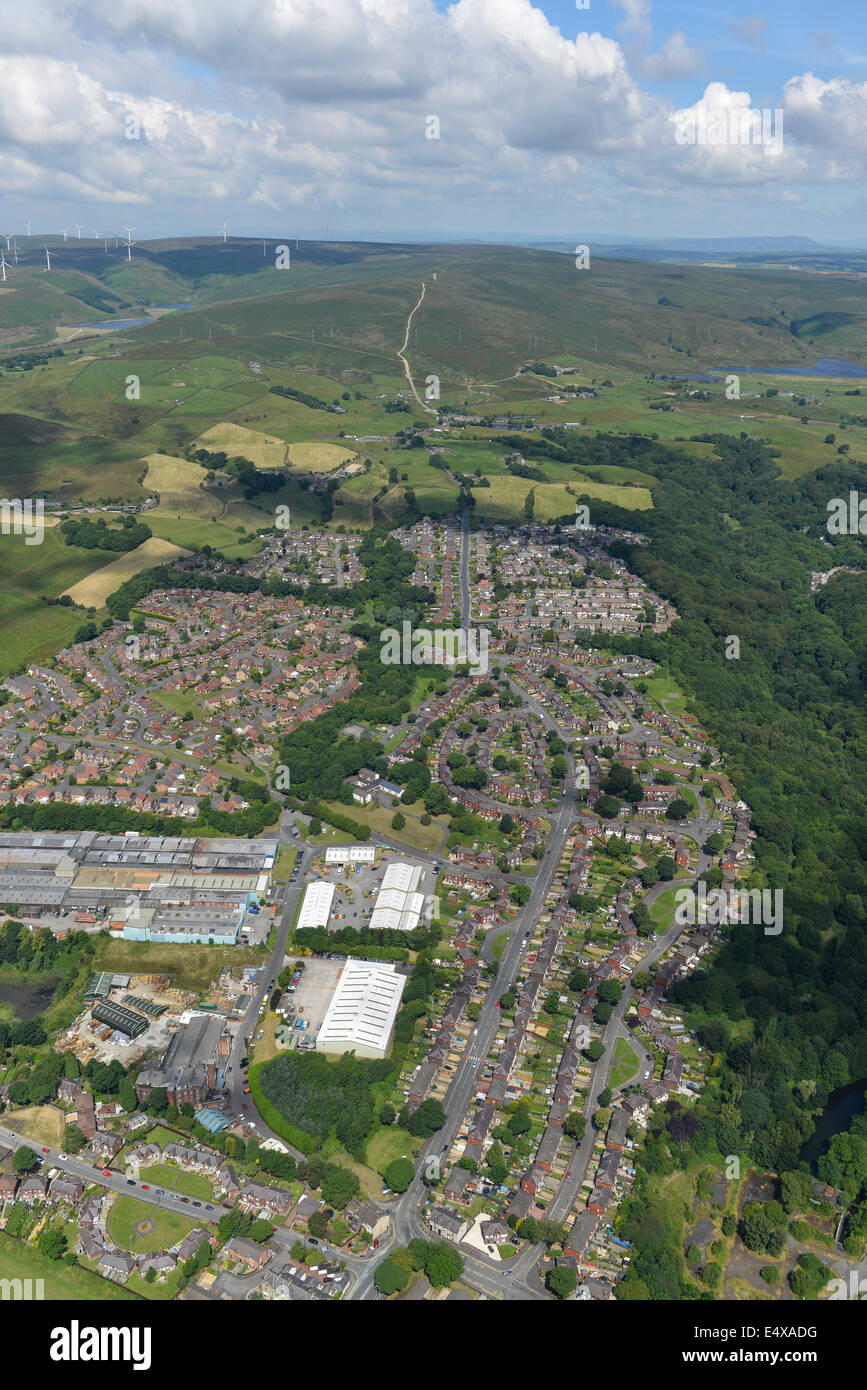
[308,1209,329,1239]
[374,1258,409,1295]
[424,1243,463,1288]
[379,1103,396,1126]
[391,812,405,830]
[384,1157,414,1193]
[39,1228,68,1261]
[118,1078,137,1112]
[548,1265,577,1299]
[563,1112,586,1142]
[321,1166,360,1209]
[666,799,690,821]
[13,1147,37,1174]
[196,1236,213,1267]
[585,1040,604,1062]
[408,1098,446,1138]
[567,968,588,993]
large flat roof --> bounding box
[317,959,406,1056]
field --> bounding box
[317,798,446,853]
[61,535,193,607]
[91,936,265,992]
[0,1232,141,1301]
[107,1195,198,1254]
[0,528,118,673]
[195,421,288,468]
[2,1105,65,1147]
[287,441,358,472]
[143,453,223,520]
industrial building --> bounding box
[0,832,276,940]
[297,881,335,931]
[134,1013,231,1107]
[324,845,376,865]
[91,1000,149,1041]
[369,860,426,933]
[316,959,407,1060]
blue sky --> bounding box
[2,0,867,242]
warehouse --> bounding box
[91,1000,149,1041]
[316,959,407,1060]
[324,845,376,865]
[369,860,426,933]
[297,881,335,931]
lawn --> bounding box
[649,886,681,930]
[0,1232,141,1301]
[364,1127,422,1176]
[107,1195,199,1254]
[318,798,445,854]
[129,1162,215,1201]
[608,1037,640,1089]
[273,844,298,883]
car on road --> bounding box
[206,1204,215,1211]
[180,1197,190,1204]
[142,1184,149,1190]
[242,1103,247,1111]
[103,1169,112,1177]
[41,1147,49,1153]
[566,1171,571,1177]
[126,1178,136,1186]
[156,1189,164,1195]
[243,1085,251,1094]
[192,1200,202,1207]
[308,1238,319,1246]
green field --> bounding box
[130,1162,216,1201]
[0,1232,141,1301]
[107,1195,199,1254]
[608,1037,640,1089]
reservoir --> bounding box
[71,302,193,333]
[667,358,867,382]
[800,1079,867,1171]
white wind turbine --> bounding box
[0,233,11,250]
[0,251,9,283]
[221,220,227,243]
[24,218,31,237]
[43,245,52,270]
[123,225,136,261]
[11,239,19,263]
[61,227,69,243]
[74,223,83,239]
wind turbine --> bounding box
[0,252,9,283]
[123,226,136,261]
[262,237,267,257]
[61,227,69,243]
[221,220,227,243]
[11,240,19,264]
[24,218,31,237]
[0,233,11,251]
[91,227,101,241]
[74,223,82,239]
[43,245,52,270]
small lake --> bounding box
[72,302,193,333]
[0,977,59,1021]
[800,1079,867,1171]
[666,358,867,383]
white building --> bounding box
[316,958,407,1060]
[369,860,426,933]
[296,881,335,931]
[324,845,376,865]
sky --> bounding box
[1,0,866,243]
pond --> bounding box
[72,303,193,333]
[0,977,60,1020]
[800,1079,867,1171]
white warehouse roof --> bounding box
[325,846,376,864]
[297,881,335,931]
[369,861,426,933]
[317,958,407,1059]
